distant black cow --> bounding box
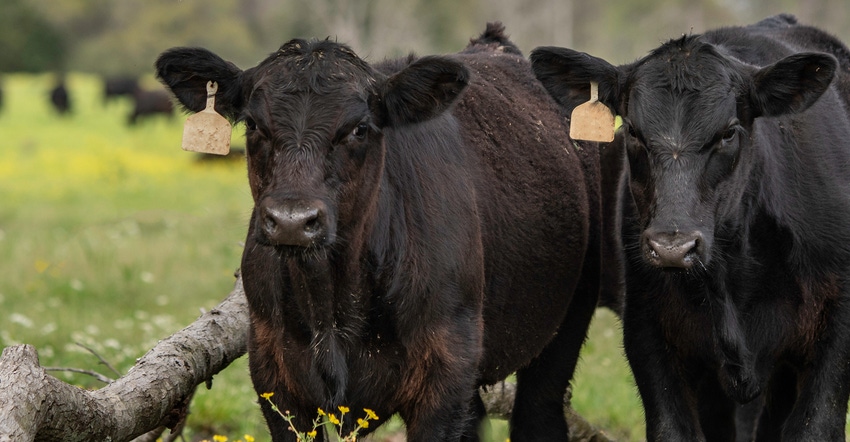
[103,76,139,103]
[532,14,850,441]
[127,89,174,125]
[49,80,70,115]
[157,23,602,442]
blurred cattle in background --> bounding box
[103,76,140,104]
[49,77,71,115]
[128,88,174,125]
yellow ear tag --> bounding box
[182,81,231,155]
[569,81,615,142]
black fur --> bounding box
[157,23,602,442]
[533,14,850,441]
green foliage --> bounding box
[0,0,67,72]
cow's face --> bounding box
[532,37,836,270]
[156,41,468,254]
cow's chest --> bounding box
[655,270,831,400]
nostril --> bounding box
[304,216,320,233]
[263,211,278,235]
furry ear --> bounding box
[530,46,622,114]
[751,52,837,117]
[155,47,245,120]
[372,56,470,127]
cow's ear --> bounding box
[530,46,622,114]
[751,52,837,117]
[155,47,245,120]
[373,56,470,127]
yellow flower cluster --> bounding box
[259,392,381,442]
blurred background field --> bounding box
[2,0,849,441]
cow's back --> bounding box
[451,50,599,382]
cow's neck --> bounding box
[706,278,761,402]
[286,249,369,406]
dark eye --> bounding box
[245,117,257,131]
[721,126,737,144]
[352,122,368,140]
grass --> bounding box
[0,73,649,441]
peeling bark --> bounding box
[0,278,249,442]
[0,276,612,442]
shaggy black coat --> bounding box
[157,23,601,442]
[533,14,850,441]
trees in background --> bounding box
[2,0,848,75]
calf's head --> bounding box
[156,41,468,252]
[532,36,836,270]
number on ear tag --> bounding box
[181,81,231,155]
[569,81,615,143]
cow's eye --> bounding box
[352,122,368,140]
[245,117,257,131]
[721,120,740,145]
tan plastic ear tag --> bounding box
[182,81,231,155]
[569,81,615,143]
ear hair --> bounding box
[751,52,837,117]
[374,56,470,127]
[155,47,245,120]
[530,46,622,114]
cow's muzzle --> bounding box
[258,197,330,247]
[642,229,705,269]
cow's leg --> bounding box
[735,393,764,442]
[399,314,483,442]
[781,296,850,441]
[510,285,598,441]
[460,390,487,442]
[753,364,795,442]
[624,301,705,441]
[696,376,736,442]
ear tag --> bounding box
[569,81,615,142]
[182,81,231,155]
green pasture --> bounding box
[0,73,645,441]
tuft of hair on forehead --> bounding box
[637,35,737,93]
[256,38,377,93]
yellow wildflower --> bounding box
[357,418,369,429]
[307,430,317,438]
[244,436,255,442]
[261,392,274,400]
[338,405,350,415]
[212,436,228,442]
[364,408,379,420]
[328,413,340,426]
[317,407,326,416]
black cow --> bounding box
[157,23,602,442]
[532,14,850,441]
[127,89,174,125]
[49,79,71,115]
[103,75,140,103]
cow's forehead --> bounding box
[627,36,741,145]
[247,39,377,97]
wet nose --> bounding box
[259,197,328,247]
[644,230,703,269]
